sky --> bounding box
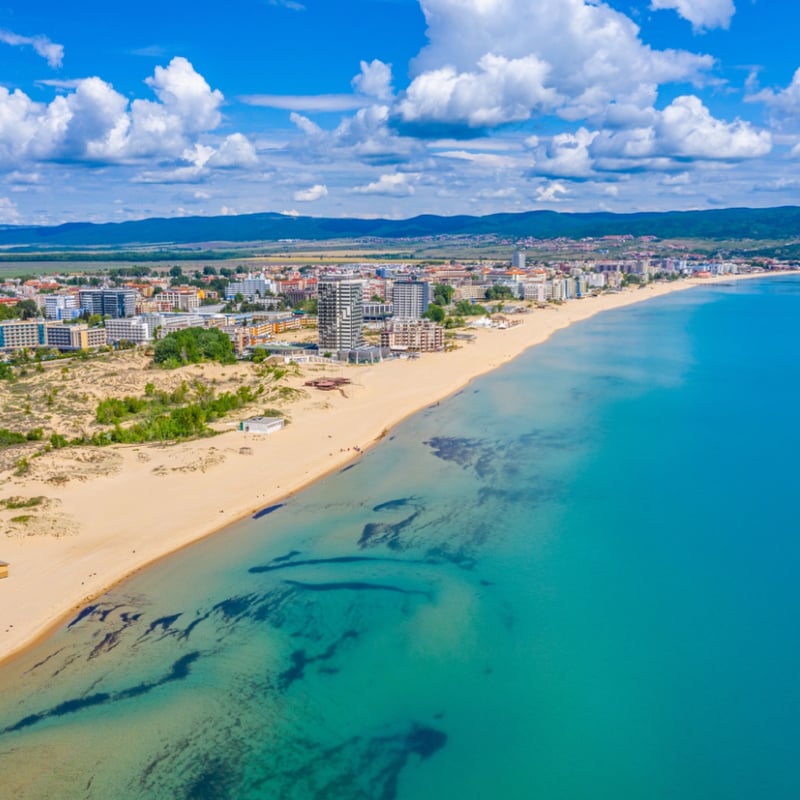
[1,0,799,226]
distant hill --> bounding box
[1,206,800,248]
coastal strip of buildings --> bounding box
[0,248,771,359]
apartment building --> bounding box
[381,320,444,352]
[317,277,364,351]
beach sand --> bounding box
[0,275,777,663]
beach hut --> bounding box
[239,416,285,435]
[0,561,8,579]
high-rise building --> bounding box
[512,251,526,269]
[391,280,430,319]
[45,294,80,321]
[79,289,137,318]
[317,277,364,352]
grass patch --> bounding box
[1,496,45,510]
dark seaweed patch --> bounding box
[284,580,431,599]
[213,595,257,620]
[278,631,359,691]
[249,555,431,575]
[145,614,183,637]
[424,436,482,467]
[67,604,98,629]
[2,652,202,735]
[252,504,284,520]
[372,498,417,513]
[271,549,302,564]
[185,759,236,800]
[358,511,420,550]
[251,721,447,800]
[25,647,65,675]
[406,723,447,760]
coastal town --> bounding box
[0,239,783,362]
[0,236,793,667]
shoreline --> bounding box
[0,273,786,666]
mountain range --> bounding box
[1,206,800,248]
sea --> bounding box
[0,276,799,799]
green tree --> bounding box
[153,327,236,368]
[485,284,515,301]
[454,300,487,316]
[422,303,446,323]
[433,283,454,306]
[17,299,39,319]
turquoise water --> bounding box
[1,278,799,798]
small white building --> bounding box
[239,416,285,435]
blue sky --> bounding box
[1,0,799,226]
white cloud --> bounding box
[241,94,371,112]
[436,149,523,169]
[208,134,259,168]
[294,184,328,201]
[534,181,569,202]
[266,0,305,9]
[650,0,735,32]
[352,172,416,196]
[0,197,20,223]
[352,59,394,101]
[144,57,223,134]
[0,29,64,68]
[656,96,769,159]
[396,53,557,130]
[748,68,800,120]
[528,127,597,179]
[289,103,421,166]
[594,96,770,162]
[395,0,715,133]
[0,57,237,168]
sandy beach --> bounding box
[0,274,779,664]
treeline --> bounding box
[153,327,236,368]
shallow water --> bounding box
[1,278,799,799]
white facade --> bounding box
[45,294,79,321]
[105,317,152,344]
[318,277,364,351]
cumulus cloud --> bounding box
[394,0,715,134]
[144,57,223,134]
[208,133,259,168]
[0,57,239,169]
[352,59,394,101]
[0,29,64,68]
[294,184,328,201]
[352,172,416,196]
[527,128,597,179]
[593,96,771,163]
[525,96,769,182]
[656,96,769,158]
[748,68,800,122]
[535,181,569,202]
[289,102,422,166]
[650,0,735,32]
[396,53,557,132]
